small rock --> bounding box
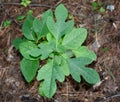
[106,5,115,12]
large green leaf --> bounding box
[62,28,87,49]
[20,58,39,82]
[22,14,35,40]
[47,17,74,41]
[33,10,53,40]
[47,4,74,41]
[72,46,96,60]
[37,59,65,98]
[19,41,38,60]
[68,57,100,84]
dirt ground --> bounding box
[0,0,120,102]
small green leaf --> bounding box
[62,28,87,49]
[21,0,31,7]
[68,14,74,19]
[98,2,103,7]
[20,58,39,82]
[46,33,54,42]
[68,57,100,84]
[19,41,38,60]
[91,2,98,10]
[16,15,25,21]
[3,20,11,27]
[100,7,105,13]
[103,47,109,52]
[37,59,65,98]
[27,10,33,15]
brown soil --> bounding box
[0,0,120,102]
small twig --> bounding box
[2,2,53,8]
[7,45,14,61]
[97,93,120,102]
[104,93,120,100]
[55,0,63,6]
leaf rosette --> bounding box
[13,4,100,98]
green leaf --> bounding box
[37,59,65,98]
[16,15,25,21]
[47,4,74,41]
[19,41,38,60]
[38,41,55,60]
[3,20,11,27]
[60,56,70,76]
[21,0,31,7]
[38,80,56,98]
[30,48,41,57]
[33,10,53,40]
[22,13,35,40]
[98,2,103,7]
[46,17,56,37]
[46,33,54,42]
[62,28,87,49]
[91,2,98,10]
[56,20,74,38]
[55,44,66,53]
[20,58,39,82]
[68,57,100,84]
[27,10,33,15]
[100,7,105,13]
[13,38,26,50]
[55,4,68,21]
[72,46,96,60]
[53,55,69,76]
[47,17,74,41]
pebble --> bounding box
[106,5,115,12]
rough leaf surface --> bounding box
[20,58,39,82]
